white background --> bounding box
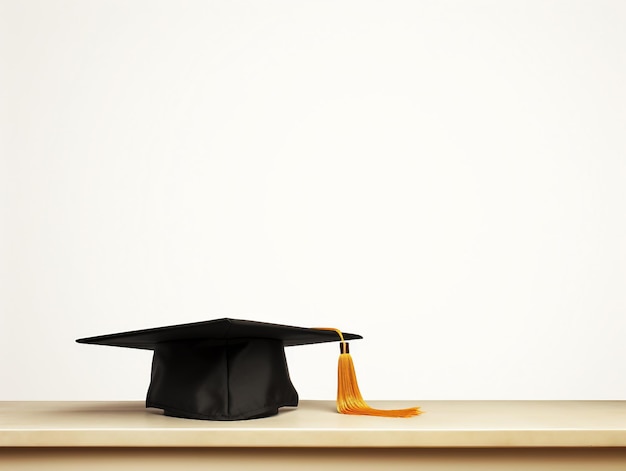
[1,0,625,401]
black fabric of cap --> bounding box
[77,318,362,421]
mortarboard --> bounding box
[77,318,420,420]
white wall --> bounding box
[1,0,625,401]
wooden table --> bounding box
[1,401,626,470]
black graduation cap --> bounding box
[76,318,362,421]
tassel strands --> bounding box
[316,328,421,418]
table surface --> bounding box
[1,401,625,448]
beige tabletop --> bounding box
[1,401,625,448]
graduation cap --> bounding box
[77,318,420,420]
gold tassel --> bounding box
[316,328,421,418]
